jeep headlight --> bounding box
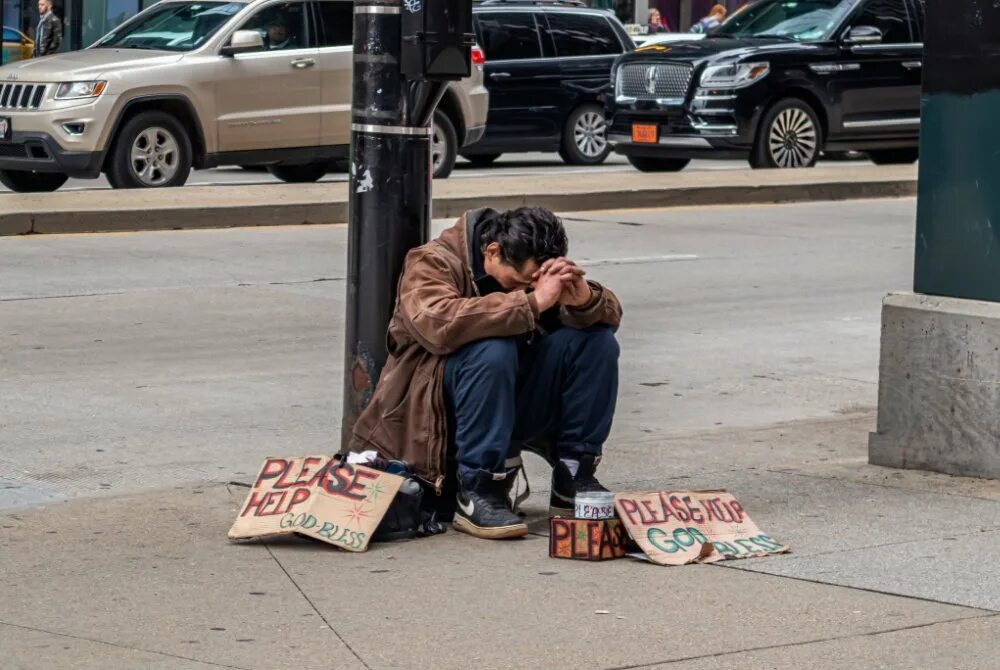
[54,81,107,100]
[699,62,769,89]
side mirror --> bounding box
[842,25,883,46]
[221,30,265,56]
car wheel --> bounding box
[867,148,918,165]
[106,111,192,189]
[463,153,502,167]
[0,169,68,192]
[268,162,328,183]
[626,156,690,172]
[559,104,611,166]
[432,110,458,179]
[751,98,822,169]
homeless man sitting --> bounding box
[349,207,622,540]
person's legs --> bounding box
[444,337,527,539]
[514,325,620,514]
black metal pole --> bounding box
[341,0,432,448]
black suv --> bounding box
[607,0,924,171]
[462,0,633,166]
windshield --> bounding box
[94,1,244,51]
[713,0,855,41]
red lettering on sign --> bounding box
[640,500,663,525]
[255,458,289,487]
[240,490,269,517]
[345,467,379,500]
[550,518,572,558]
[617,498,642,525]
[286,488,311,513]
[728,500,746,523]
[587,522,602,558]
[669,495,691,522]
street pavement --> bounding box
[1,199,998,669]
[0,152,863,193]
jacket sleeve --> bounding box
[397,248,536,355]
[50,17,62,53]
[559,281,623,331]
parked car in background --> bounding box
[2,26,34,64]
[0,0,487,192]
[461,0,633,167]
[607,0,924,172]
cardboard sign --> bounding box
[614,490,788,566]
[228,455,403,552]
[549,517,628,561]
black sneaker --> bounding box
[549,455,608,517]
[453,472,528,540]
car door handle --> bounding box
[291,58,316,69]
[490,72,511,80]
[902,61,922,69]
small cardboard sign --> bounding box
[228,455,403,552]
[549,517,628,561]
[614,490,788,566]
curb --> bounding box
[0,177,916,236]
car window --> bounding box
[238,1,309,51]
[545,13,622,57]
[315,0,352,47]
[3,28,21,42]
[908,0,924,40]
[714,0,854,42]
[849,0,913,44]
[475,12,542,61]
[93,2,243,51]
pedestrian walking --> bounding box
[33,0,62,57]
[348,207,622,540]
[690,3,726,33]
[647,8,670,33]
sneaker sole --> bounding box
[453,515,528,540]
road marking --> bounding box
[580,254,699,267]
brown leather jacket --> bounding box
[349,211,623,489]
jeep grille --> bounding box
[0,83,47,110]
[618,63,692,103]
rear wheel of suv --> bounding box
[752,98,822,169]
[0,170,68,192]
[867,148,918,165]
[626,156,690,172]
[106,111,192,189]
[268,162,327,183]
[432,110,458,180]
[560,104,611,166]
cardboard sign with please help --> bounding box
[614,490,788,566]
[228,455,403,552]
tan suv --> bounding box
[0,0,488,192]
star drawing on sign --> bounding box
[345,503,372,528]
[367,480,386,503]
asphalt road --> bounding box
[0,198,916,509]
[0,151,863,192]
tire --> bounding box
[0,169,68,192]
[463,153,502,167]
[106,111,192,189]
[432,110,458,179]
[751,98,822,169]
[559,104,611,166]
[626,156,690,172]
[867,148,918,165]
[267,162,327,183]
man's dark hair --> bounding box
[480,207,568,269]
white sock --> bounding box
[560,458,580,478]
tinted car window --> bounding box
[315,0,352,46]
[239,2,310,51]
[545,13,622,57]
[849,0,913,43]
[476,12,542,61]
[908,0,924,39]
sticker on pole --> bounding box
[614,490,789,566]
[228,455,403,552]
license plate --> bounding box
[0,117,9,141]
[632,123,658,144]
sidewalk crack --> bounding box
[0,621,250,669]
[262,541,372,670]
[604,612,999,669]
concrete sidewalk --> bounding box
[0,164,916,235]
[2,412,998,670]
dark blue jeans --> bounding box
[444,325,619,483]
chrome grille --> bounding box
[618,63,692,102]
[0,83,47,109]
